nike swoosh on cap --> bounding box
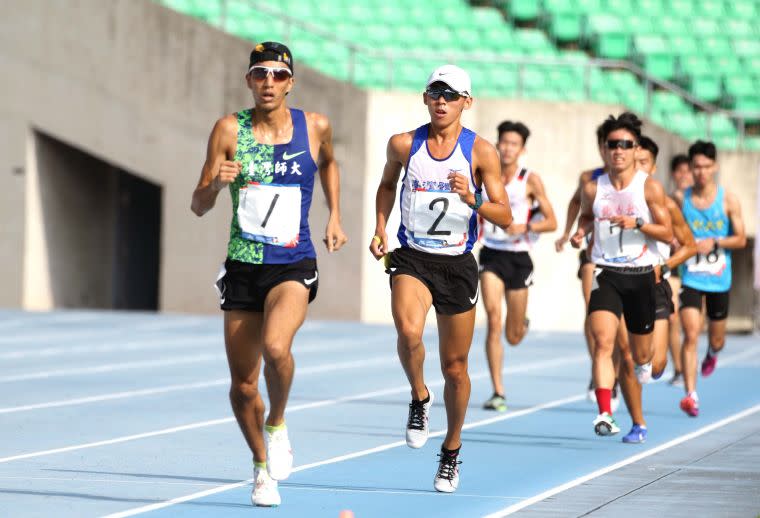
[282,150,306,160]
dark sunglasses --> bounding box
[425,87,461,102]
[249,66,293,82]
[606,139,636,150]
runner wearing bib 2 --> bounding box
[571,113,673,437]
[369,65,511,494]
[191,42,347,507]
[479,121,557,413]
[677,140,746,418]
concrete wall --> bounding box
[1,0,757,329]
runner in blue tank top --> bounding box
[677,140,746,418]
[191,42,347,507]
[369,65,511,493]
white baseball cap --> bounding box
[426,64,472,97]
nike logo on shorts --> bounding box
[283,151,306,160]
[304,271,318,285]
[469,286,479,304]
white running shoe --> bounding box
[251,465,280,507]
[406,389,434,449]
[433,448,460,493]
[266,426,293,481]
[593,412,621,436]
[635,362,653,384]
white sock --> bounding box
[688,391,699,401]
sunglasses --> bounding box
[249,66,293,82]
[425,87,462,102]
[606,139,636,150]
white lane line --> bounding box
[482,402,760,517]
[0,353,400,384]
[101,392,587,518]
[0,354,581,462]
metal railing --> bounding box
[207,0,760,149]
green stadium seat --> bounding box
[514,29,556,56]
[733,38,760,57]
[352,56,390,88]
[586,14,630,59]
[633,35,675,80]
[744,137,760,151]
[704,113,738,138]
[544,10,583,43]
[605,0,635,11]
[696,0,725,18]
[691,18,721,36]
[733,95,760,115]
[701,37,733,57]
[713,135,738,150]
[687,76,722,104]
[575,0,604,13]
[732,0,757,18]
[677,55,713,79]
[669,35,699,56]
[505,0,541,22]
[653,17,686,37]
[723,20,756,38]
[472,7,506,30]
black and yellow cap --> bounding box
[249,41,294,74]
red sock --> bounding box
[595,388,612,415]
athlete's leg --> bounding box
[590,310,619,392]
[581,262,596,361]
[436,307,476,450]
[651,318,669,378]
[261,281,309,426]
[617,325,645,427]
[668,276,683,375]
[680,307,702,395]
[505,288,529,346]
[707,318,727,354]
[481,271,505,396]
[392,275,433,401]
[225,310,266,462]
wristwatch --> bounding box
[468,191,483,211]
[635,217,644,229]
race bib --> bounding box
[483,222,517,244]
[237,183,301,247]
[597,219,646,262]
[685,248,726,276]
[409,190,471,245]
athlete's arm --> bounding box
[718,190,747,250]
[526,173,557,233]
[191,115,239,217]
[313,113,348,252]
[555,171,588,251]
[664,197,696,270]
[369,133,410,259]
[608,177,673,243]
[570,179,596,248]
[454,137,511,228]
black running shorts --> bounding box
[217,257,318,312]
[588,265,656,334]
[478,247,534,290]
[679,285,730,320]
[654,279,674,320]
[387,247,479,315]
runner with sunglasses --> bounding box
[369,64,511,492]
[479,120,557,412]
[665,153,693,387]
[555,126,621,410]
[616,136,697,443]
[570,112,673,436]
[191,42,348,507]
[677,140,746,417]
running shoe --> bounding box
[265,426,293,480]
[251,465,280,507]
[668,372,684,387]
[587,379,596,403]
[406,389,434,448]
[482,393,507,412]
[611,384,620,413]
[433,448,461,493]
[701,353,717,377]
[680,394,699,417]
[635,362,653,384]
[622,424,647,444]
[593,412,620,436]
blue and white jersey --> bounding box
[397,124,479,255]
[681,186,732,292]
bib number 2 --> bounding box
[410,190,470,245]
[237,183,301,247]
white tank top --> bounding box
[481,168,532,252]
[591,171,660,267]
[397,124,479,255]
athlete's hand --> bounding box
[608,215,636,229]
[506,223,528,235]
[369,231,388,260]
[696,238,716,255]
[447,172,473,204]
[555,233,569,252]
[212,161,242,191]
[324,217,348,253]
[570,228,586,249]
[654,264,663,283]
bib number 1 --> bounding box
[237,183,301,247]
